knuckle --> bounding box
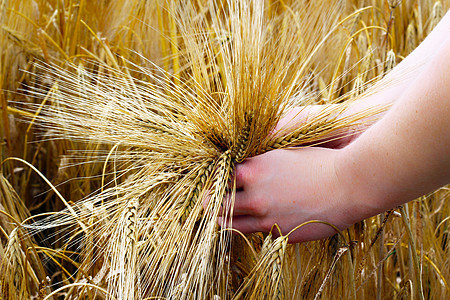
[257,218,274,233]
[236,160,259,185]
[246,197,268,216]
[235,164,250,184]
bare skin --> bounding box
[221,12,450,243]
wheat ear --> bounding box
[2,228,28,300]
[180,159,215,223]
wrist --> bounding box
[333,144,387,225]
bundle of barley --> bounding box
[0,0,448,299]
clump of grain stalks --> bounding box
[1,0,449,299]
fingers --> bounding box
[218,190,249,217]
[203,189,235,217]
[203,159,253,211]
[219,188,269,218]
[234,163,246,190]
[218,215,269,234]
[204,177,256,217]
[204,187,255,217]
[235,159,258,189]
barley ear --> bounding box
[387,0,402,9]
[384,49,396,74]
[406,22,417,54]
[180,160,215,223]
[1,228,29,300]
[429,1,443,33]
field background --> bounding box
[0,0,449,299]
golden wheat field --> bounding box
[0,0,449,299]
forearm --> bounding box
[338,37,450,221]
[346,10,450,117]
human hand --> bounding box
[219,13,450,244]
[220,147,360,243]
